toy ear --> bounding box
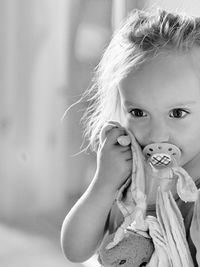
[98,231,154,267]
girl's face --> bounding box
[119,49,200,177]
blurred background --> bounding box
[1,0,200,267]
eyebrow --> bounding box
[168,101,197,106]
[124,100,197,107]
[124,100,141,106]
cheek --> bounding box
[124,119,147,144]
[174,123,200,156]
[181,122,200,143]
[119,109,129,128]
[182,132,200,150]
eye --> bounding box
[169,108,189,119]
[129,108,147,118]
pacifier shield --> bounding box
[143,143,181,168]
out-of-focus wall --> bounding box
[144,0,200,15]
[0,0,72,218]
[0,0,115,224]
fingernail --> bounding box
[117,136,131,146]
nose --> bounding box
[147,118,170,144]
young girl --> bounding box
[61,8,200,265]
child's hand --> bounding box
[96,122,132,194]
[190,190,200,265]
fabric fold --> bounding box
[101,127,198,266]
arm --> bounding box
[60,124,132,262]
[61,174,116,262]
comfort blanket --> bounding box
[99,123,200,266]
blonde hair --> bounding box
[81,8,200,152]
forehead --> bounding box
[119,48,200,105]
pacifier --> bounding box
[143,143,181,169]
[143,143,181,204]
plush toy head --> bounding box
[98,230,154,267]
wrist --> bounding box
[91,171,117,201]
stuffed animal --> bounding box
[98,230,154,267]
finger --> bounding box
[120,146,131,152]
[104,127,127,146]
[117,135,131,146]
[123,150,132,160]
[100,122,126,144]
[106,121,124,128]
[121,153,132,163]
[99,124,116,145]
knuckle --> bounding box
[100,125,118,143]
[100,122,127,146]
[110,128,126,138]
[106,121,122,128]
[109,127,121,136]
[100,124,114,144]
